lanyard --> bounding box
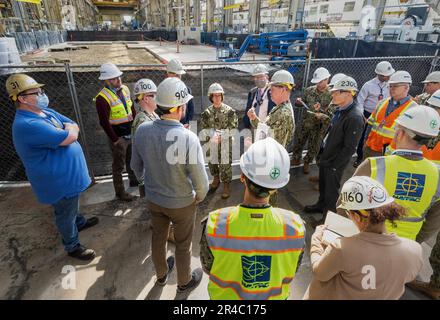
[41,111,63,129]
[377,83,384,100]
[392,149,423,157]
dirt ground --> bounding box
[21,43,162,65]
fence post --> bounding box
[64,63,96,183]
[429,49,439,74]
[200,64,204,108]
[302,57,312,91]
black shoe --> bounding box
[129,180,139,187]
[177,268,203,293]
[304,204,324,214]
[67,245,96,261]
[155,256,175,286]
[78,217,99,232]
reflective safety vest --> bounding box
[206,205,305,300]
[366,98,417,153]
[370,155,440,240]
[95,85,133,125]
[422,139,440,165]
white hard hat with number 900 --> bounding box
[338,176,394,211]
[156,77,193,109]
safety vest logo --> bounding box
[393,172,426,202]
[241,255,271,289]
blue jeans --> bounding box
[52,195,87,252]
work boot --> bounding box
[303,162,310,174]
[177,268,203,294]
[129,179,139,187]
[304,204,324,214]
[68,245,96,261]
[78,217,99,232]
[407,280,440,300]
[208,175,220,195]
[291,159,301,166]
[168,225,175,243]
[221,182,231,199]
[155,256,175,286]
[116,192,136,202]
[308,175,319,183]
[138,184,145,198]
[114,176,135,202]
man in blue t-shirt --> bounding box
[6,74,99,261]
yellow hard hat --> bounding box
[6,74,44,101]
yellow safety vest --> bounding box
[370,155,440,240]
[206,205,305,300]
[95,85,133,125]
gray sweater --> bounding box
[131,119,209,209]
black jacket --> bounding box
[180,86,194,125]
[243,87,276,129]
[318,101,364,170]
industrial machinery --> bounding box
[216,29,308,62]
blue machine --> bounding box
[216,29,308,63]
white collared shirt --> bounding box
[357,77,390,114]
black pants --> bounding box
[356,110,371,160]
[317,165,344,214]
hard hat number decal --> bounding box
[175,89,188,100]
[141,83,152,90]
[342,192,363,203]
[340,80,356,88]
[10,81,20,89]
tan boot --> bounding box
[291,159,301,166]
[221,182,231,199]
[303,162,310,174]
[167,225,175,243]
[208,175,220,195]
[117,192,136,202]
[407,280,440,300]
[114,176,136,201]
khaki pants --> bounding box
[109,138,137,196]
[148,200,196,286]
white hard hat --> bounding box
[329,73,346,88]
[422,71,440,83]
[167,58,186,75]
[240,137,290,189]
[252,64,268,76]
[134,79,157,96]
[395,104,440,138]
[427,89,440,108]
[388,70,412,84]
[208,83,224,95]
[375,61,395,76]
[99,63,123,80]
[311,67,331,84]
[270,70,295,86]
[329,75,358,92]
[337,176,394,211]
[156,77,193,109]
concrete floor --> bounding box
[0,161,435,300]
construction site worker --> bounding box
[304,176,423,300]
[7,74,98,260]
[414,71,440,105]
[364,70,417,158]
[420,90,440,165]
[353,106,440,241]
[354,61,394,167]
[131,78,158,198]
[201,83,238,199]
[247,69,295,206]
[243,64,276,129]
[200,137,305,300]
[166,58,194,128]
[131,77,208,294]
[95,62,137,202]
[304,76,364,218]
[292,67,332,174]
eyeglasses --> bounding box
[19,89,45,97]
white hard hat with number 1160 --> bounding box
[240,137,290,189]
[338,176,394,211]
[99,63,123,80]
[395,104,440,137]
[156,77,193,109]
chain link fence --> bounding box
[0,55,435,182]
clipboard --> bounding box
[322,211,359,245]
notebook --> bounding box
[322,211,359,245]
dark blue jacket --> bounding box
[243,87,276,129]
[181,86,194,125]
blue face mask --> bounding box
[36,94,49,109]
